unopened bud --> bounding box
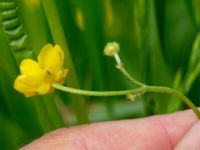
[104,42,120,56]
[127,94,138,102]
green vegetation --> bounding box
[0,0,200,149]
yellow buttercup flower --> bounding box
[14,44,68,97]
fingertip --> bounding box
[20,109,199,150]
[150,109,198,145]
[175,121,200,150]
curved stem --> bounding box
[52,83,146,96]
[117,64,145,87]
[145,86,200,119]
[113,53,144,87]
[53,83,200,119]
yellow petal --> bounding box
[13,74,48,97]
[36,83,51,95]
[20,59,43,78]
[55,68,68,83]
[55,44,64,64]
[38,44,64,76]
[24,92,37,97]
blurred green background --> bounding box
[0,0,200,149]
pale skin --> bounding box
[21,109,200,150]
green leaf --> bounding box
[147,0,173,113]
[0,0,65,134]
[0,114,25,150]
[191,0,200,30]
[0,1,33,64]
[42,0,89,124]
[184,34,200,93]
[161,0,196,71]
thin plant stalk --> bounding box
[53,44,200,119]
[42,0,89,124]
[52,83,200,119]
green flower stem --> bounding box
[113,53,144,87]
[53,83,145,96]
[52,83,200,119]
[116,64,145,87]
[146,86,200,119]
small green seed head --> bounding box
[126,94,138,102]
[104,42,120,56]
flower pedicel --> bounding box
[13,42,200,119]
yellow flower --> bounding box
[13,44,68,97]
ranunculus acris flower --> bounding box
[14,44,68,97]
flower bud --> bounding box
[126,94,138,102]
[104,42,120,56]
